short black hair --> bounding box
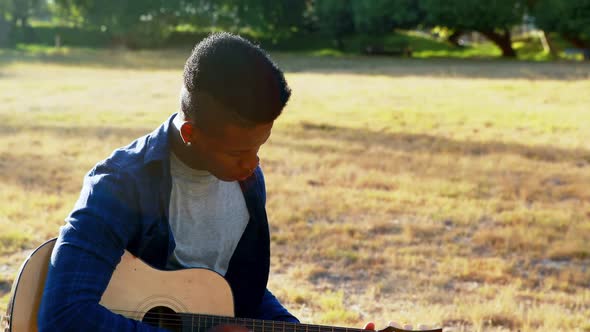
[181,32,291,125]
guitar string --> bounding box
[111,310,331,328]
[107,310,441,332]
[110,309,358,331]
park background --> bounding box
[1,1,589,331]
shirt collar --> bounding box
[143,113,177,165]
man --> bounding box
[37,32,436,332]
[38,32,295,331]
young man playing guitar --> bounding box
[36,33,438,332]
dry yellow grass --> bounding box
[1,49,589,331]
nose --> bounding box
[239,154,260,172]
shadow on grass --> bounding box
[275,54,590,81]
[2,46,589,80]
[1,150,85,194]
[0,124,151,194]
[0,46,190,70]
[1,122,589,195]
[0,123,150,139]
[288,122,590,165]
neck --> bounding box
[170,113,206,171]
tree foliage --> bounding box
[222,0,309,35]
[421,0,526,57]
[534,0,590,48]
[10,0,590,60]
[313,0,424,50]
[421,0,525,31]
[49,0,309,46]
[54,0,180,33]
[0,0,45,26]
[350,0,424,36]
[313,0,355,48]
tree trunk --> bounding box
[23,16,36,43]
[334,33,345,51]
[480,30,517,57]
[539,30,558,57]
[447,30,465,48]
[0,15,11,47]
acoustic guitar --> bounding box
[2,239,441,332]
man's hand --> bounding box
[363,321,442,332]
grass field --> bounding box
[1,48,589,331]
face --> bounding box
[184,120,273,182]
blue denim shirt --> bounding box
[38,114,298,331]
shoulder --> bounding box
[76,137,155,213]
[100,135,150,171]
[87,133,155,183]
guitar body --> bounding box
[4,239,234,332]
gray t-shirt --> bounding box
[166,152,249,276]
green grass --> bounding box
[1,48,589,331]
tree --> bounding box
[227,0,309,37]
[533,0,590,56]
[314,0,355,49]
[421,0,526,57]
[51,0,309,46]
[0,10,9,46]
[350,0,424,36]
[0,0,44,27]
[53,0,186,46]
[0,0,49,44]
[313,0,424,50]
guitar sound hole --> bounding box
[143,306,182,331]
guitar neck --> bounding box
[182,313,362,332]
[171,313,441,332]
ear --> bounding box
[179,121,194,145]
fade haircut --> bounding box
[181,32,291,126]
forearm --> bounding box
[255,289,299,323]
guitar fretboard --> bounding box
[111,310,440,332]
[181,313,364,332]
